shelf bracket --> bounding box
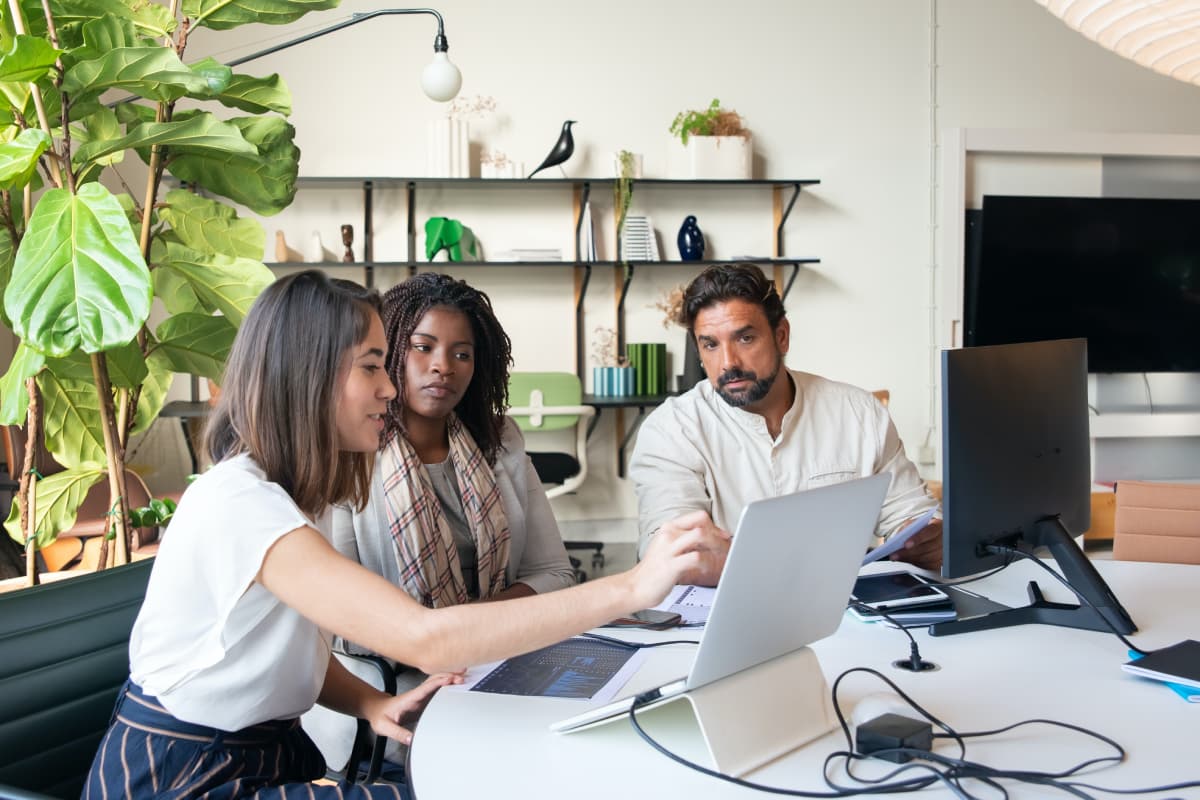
[363,180,374,288]
[406,180,417,276]
[574,181,591,261]
[615,263,635,354]
[776,182,803,257]
[575,263,592,383]
[781,262,801,302]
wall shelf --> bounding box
[280,176,822,383]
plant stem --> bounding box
[19,377,40,586]
[90,353,130,566]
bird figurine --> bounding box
[528,120,577,178]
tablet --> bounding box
[850,570,949,610]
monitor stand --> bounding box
[929,515,1137,637]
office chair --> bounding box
[507,372,602,579]
[1113,480,1200,565]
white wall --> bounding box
[52,0,1200,526]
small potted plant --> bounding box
[668,98,752,179]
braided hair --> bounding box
[381,274,513,465]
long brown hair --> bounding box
[381,274,512,465]
[204,271,382,516]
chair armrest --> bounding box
[0,784,55,800]
[336,652,398,784]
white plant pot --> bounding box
[687,135,752,179]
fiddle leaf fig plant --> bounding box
[0,0,338,583]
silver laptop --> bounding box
[551,473,889,732]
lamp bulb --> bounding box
[421,52,462,102]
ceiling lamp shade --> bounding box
[1036,0,1200,86]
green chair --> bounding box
[507,372,603,576]
[0,559,153,799]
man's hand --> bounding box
[365,672,463,745]
[889,517,943,571]
[654,510,732,587]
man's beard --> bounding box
[716,358,783,408]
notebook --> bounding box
[551,473,889,732]
[1123,639,1200,692]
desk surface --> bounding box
[410,559,1200,798]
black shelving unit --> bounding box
[282,176,822,384]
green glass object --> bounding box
[626,342,667,396]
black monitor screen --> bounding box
[936,338,1135,637]
[965,195,1200,373]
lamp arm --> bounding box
[226,7,449,68]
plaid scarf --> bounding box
[377,415,511,607]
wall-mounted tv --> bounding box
[964,195,1200,373]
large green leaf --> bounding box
[73,111,257,166]
[78,14,139,55]
[134,350,173,434]
[186,56,232,96]
[4,468,105,547]
[69,106,123,167]
[0,35,61,83]
[184,0,340,31]
[152,242,210,316]
[105,340,149,389]
[0,342,44,425]
[33,0,177,43]
[213,73,291,115]
[159,189,264,260]
[157,241,272,325]
[0,127,49,189]
[165,116,299,215]
[5,183,152,357]
[62,47,211,104]
[152,313,236,381]
[37,362,106,470]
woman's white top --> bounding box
[129,453,332,731]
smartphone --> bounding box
[850,570,950,611]
[603,609,683,630]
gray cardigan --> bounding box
[331,417,576,596]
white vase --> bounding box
[427,119,470,178]
[306,230,326,263]
[687,136,752,179]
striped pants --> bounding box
[83,682,408,799]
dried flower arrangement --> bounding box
[480,148,514,168]
[652,285,687,328]
[447,94,497,121]
[592,326,629,366]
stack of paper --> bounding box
[492,248,563,262]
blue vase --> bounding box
[677,215,705,261]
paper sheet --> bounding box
[862,508,938,566]
[652,584,715,627]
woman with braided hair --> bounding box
[304,273,576,775]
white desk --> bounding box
[410,560,1200,798]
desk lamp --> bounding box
[227,8,462,102]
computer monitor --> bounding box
[930,338,1137,637]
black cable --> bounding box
[984,545,1146,656]
[846,600,933,671]
[578,632,699,649]
[626,663,1197,799]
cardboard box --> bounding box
[1113,481,1200,564]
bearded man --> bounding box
[629,264,941,586]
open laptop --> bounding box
[551,472,890,733]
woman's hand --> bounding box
[629,511,732,605]
[364,672,464,745]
